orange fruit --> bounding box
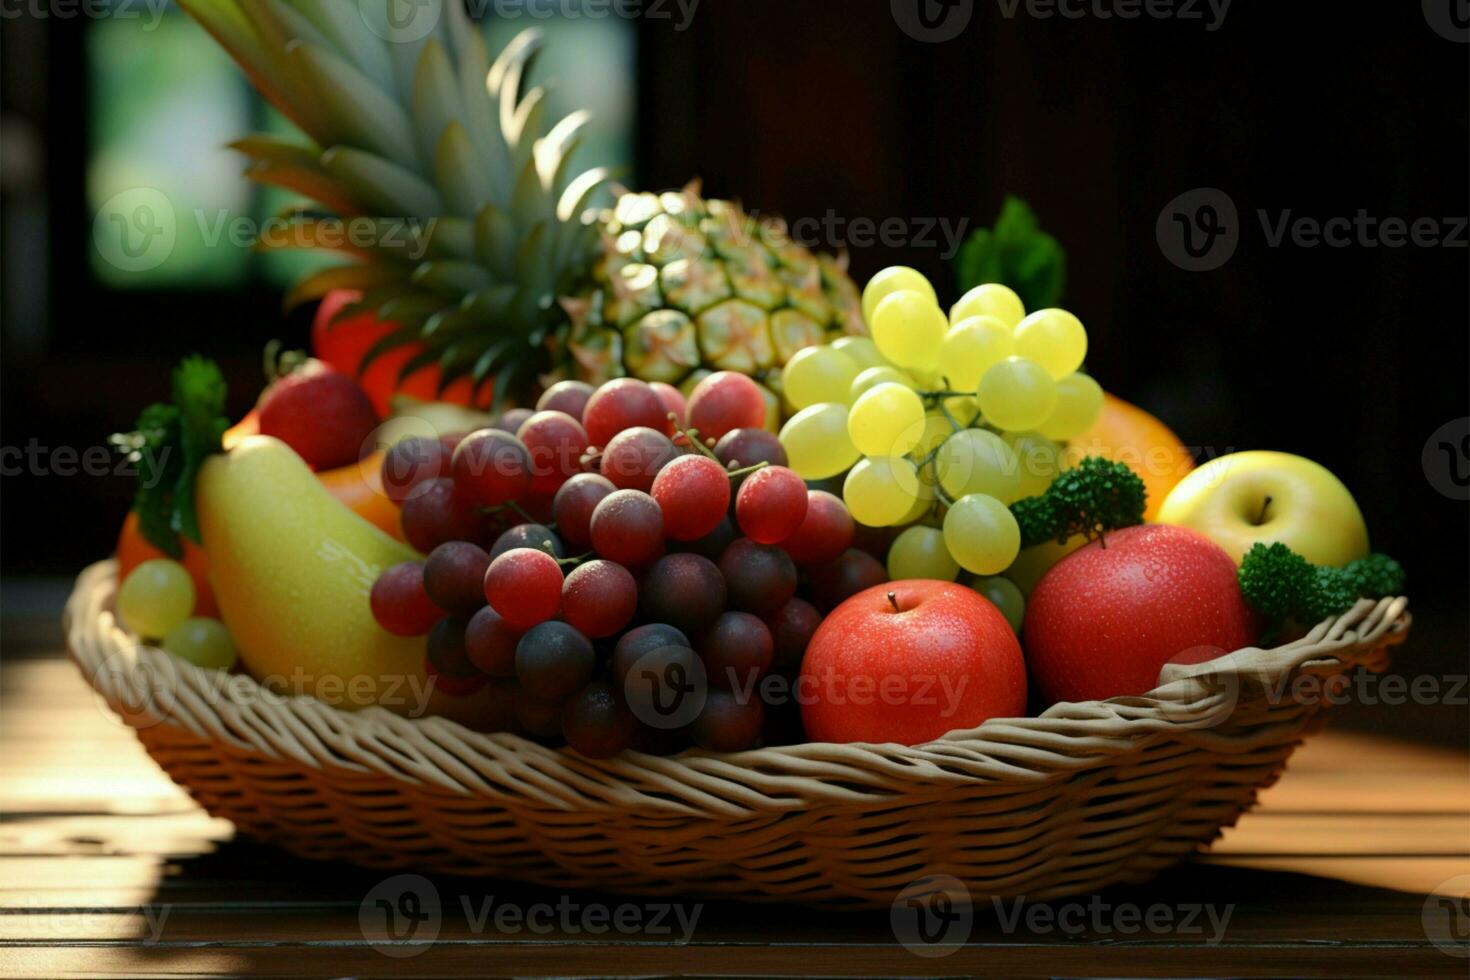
[115,511,218,618]
[1067,392,1194,521]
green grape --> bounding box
[970,575,1025,632]
[848,383,925,457]
[870,291,947,372]
[888,526,960,582]
[780,402,861,479]
[1038,372,1105,440]
[894,472,938,525]
[862,266,937,324]
[783,344,860,409]
[942,493,1021,575]
[908,411,955,460]
[939,316,1014,391]
[934,428,1023,503]
[850,365,916,401]
[951,283,1025,328]
[1003,431,1063,500]
[943,395,981,426]
[977,357,1058,432]
[117,559,195,639]
[162,617,238,670]
[1013,308,1087,379]
[831,335,888,371]
[843,456,919,527]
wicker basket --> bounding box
[65,559,1410,909]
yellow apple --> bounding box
[1156,450,1368,567]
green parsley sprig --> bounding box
[1011,457,1147,548]
[1238,542,1404,623]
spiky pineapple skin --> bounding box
[563,187,864,388]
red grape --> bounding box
[599,426,679,492]
[651,455,730,541]
[700,611,773,690]
[778,490,854,567]
[638,553,726,635]
[516,410,589,496]
[582,378,667,447]
[493,407,534,434]
[370,561,443,636]
[537,380,595,420]
[766,597,821,673]
[561,681,637,758]
[561,559,638,638]
[490,523,563,560]
[552,473,617,551]
[423,541,492,614]
[807,548,887,612]
[452,428,533,507]
[735,465,808,544]
[464,606,521,677]
[516,692,567,737]
[515,621,596,702]
[484,548,564,630]
[687,371,766,441]
[718,538,797,616]
[400,477,482,552]
[713,427,787,470]
[589,489,665,567]
[381,436,452,504]
[690,689,764,751]
[651,381,687,432]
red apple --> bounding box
[800,581,1026,745]
[257,360,379,471]
[1023,524,1260,705]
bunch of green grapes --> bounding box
[777,266,1105,623]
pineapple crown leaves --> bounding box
[954,195,1066,311]
[177,1,613,403]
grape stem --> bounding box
[677,423,722,462]
[725,460,770,479]
[554,551,595,568]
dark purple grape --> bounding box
[700,611,773,691]
[381,436,453,504]
[422,541,491,614]
[493,407,535,434]
[589,489,664,567]
[713,427,788,494]
[552,473,617,551]
[690,689,764,751]
[611,623,691,683]
[638,553,726,635]
[599,426,679,492]
[620,644,705,733]
[515,693,566,738]
[490,523,564,560]
[426,617,480,679]
[677,514,740,562]
[479,679,519,733]
[766,597,821,674]
[561,681,637,758]
[464,606,521,677]
[718,538,797,616]
[400,477,482,552]
[514,621,596,702]
[537,380,595,420]
[808,548,888,612]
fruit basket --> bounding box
[67,560,1408,908]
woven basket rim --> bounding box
[65,560,1411,816]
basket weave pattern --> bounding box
[66,560,1410,908]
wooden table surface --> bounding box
[3,654,1468,978]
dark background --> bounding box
[2,1,1466,740]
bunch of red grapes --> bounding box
[368,372,888,758]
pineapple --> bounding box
[177,1,862,402]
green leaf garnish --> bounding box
[954,195,1066,311]
[1011,456,1147,548]
[1238,542,1404,623]
[110,356,230,557]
